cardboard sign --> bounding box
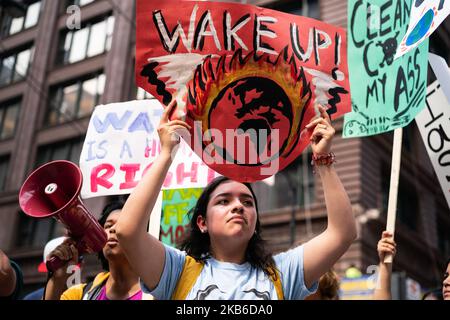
[79,100,219,198]
[343,0,429,138]
[395,0,450,59]
[160,188,203,247]
[415,81,450,210]
[136,0,351,182]
[428,53,450,105]
[339,276,376,300]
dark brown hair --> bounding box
[178,176,277,278]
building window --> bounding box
[402,123,416,153]
[0,155,10,192]
[67,0,95,7]
[0,1,41,38]
[57,15,114,65]
[263,0,320,19]
[0,99,20,140]
[253,151,315,212]
[46,73,105,126]
[136,87,154,100]
[0,46,34,87]
[35,137,84,169]
[437,218,450,257]
[15,212,60,249]
[381,164,419,231]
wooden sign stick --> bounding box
[384,127,403,263]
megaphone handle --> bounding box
[46,241,85,273]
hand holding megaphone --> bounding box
[19,161,107,273]
[45,238,79,276]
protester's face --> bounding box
[202,181,257,242]
[443,263,450,300]
[102,210,123,258]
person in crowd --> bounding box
[373,231,397,300]
[0,249,23,300]
[422,288,443,300]
[305,270,340,300]
[22,237,67,300]
[443,257,449,300]
[44,201,152,300]
[116,101,357,300]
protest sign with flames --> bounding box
[136,0,351,182]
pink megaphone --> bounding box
[19,160,107,272]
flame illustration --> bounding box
[187,48,311,159]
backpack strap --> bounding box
[171,256,284,300]
[82,272,110,300]
[268,267,284,300]
[171,256,204,300]
[81,281,93,298]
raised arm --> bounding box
[116,101,190,290]
[373,231,396,300]
[0,250,17,297]
[303,106,357,288]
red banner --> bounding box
[136,0,351,182]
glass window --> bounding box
[15,213,36,248]
[15,213,58,249]
[24,2,41,29]
[437,219,450,257]
[13,48,32,82]
[35,137,84,168]
[60,83,79,119]
[68,28,89,64]
[58,15,114,65]
[80,0,95,5]
[0,100,20,140]
[78,78,97,117]
[262,0,320,19]
[0,156,10,191]
[397,184,419,231]
[381,164,420,231]
[0,46,33,87]
[46,73,105,126]
[136,87,154,100]
[78,74,104,118]
[0,56,14,86]
[87,20,107,57]
[0,1,41,38]
[67,0,95,7]
[253,151,315,212]
[105,16,115,51]
[2,104,20,139]
[9,16,24,35]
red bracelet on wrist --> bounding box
[311,152,336,173]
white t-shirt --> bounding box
[142,244,317,300]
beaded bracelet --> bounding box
[311,152,336,173]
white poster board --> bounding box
[415,81,450,210]
[395,0,450,59]
[429,53,450,105]
[79,100,219,199]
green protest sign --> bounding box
[343,0,429,138]
[160,188,203,247]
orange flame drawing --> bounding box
[187,48,312,159]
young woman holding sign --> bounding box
[116,101,356,300]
